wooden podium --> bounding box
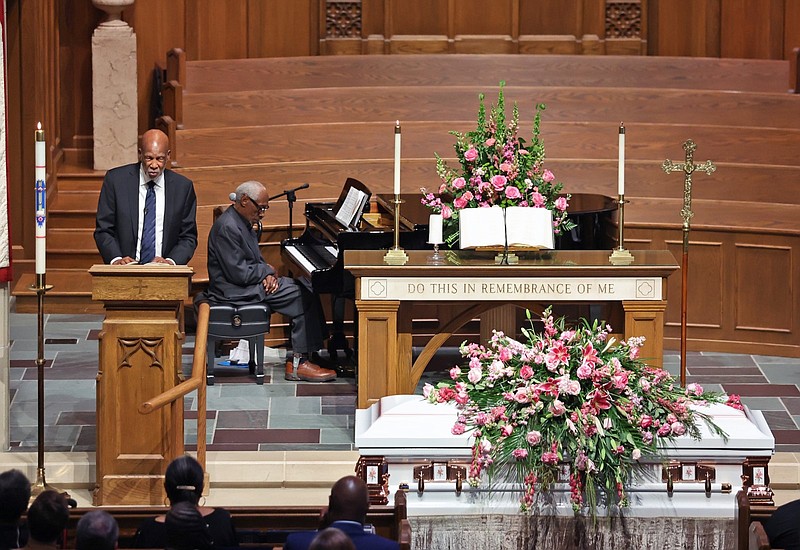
[89,264,192,505]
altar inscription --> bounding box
[361,277,660,301]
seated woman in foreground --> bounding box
[134,455,238,548]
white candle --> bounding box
[618,123,625,196]
[394,121,401,196]
[428,214,443,244]
[35,123,46,275]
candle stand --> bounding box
[27,275,69,502]
[383,196,409,265]
[609,195,634,265]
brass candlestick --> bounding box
[383,196,409,265]
[28,274,69,503]
[609,195,634,265]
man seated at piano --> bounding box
[201,180,337,382]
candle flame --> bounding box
[37,122,42,130]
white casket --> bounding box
[355,394,775,519]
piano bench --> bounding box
[206,303,272,386]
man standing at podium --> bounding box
[94,129,198,265]
[203,180,336,383]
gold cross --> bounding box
[662,139,716,240]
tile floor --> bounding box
[7,310,800,453]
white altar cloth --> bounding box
[355,395,774,518]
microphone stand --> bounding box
[270,183,310,240]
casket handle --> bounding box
[417,473,425,494]
[455,472,462,496]
[704,472,711,498]
[666,475,674,497]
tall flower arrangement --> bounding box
[424,307,743,515]
[421,83,576,247]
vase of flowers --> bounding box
[421,82,576,248]
[423,307,743,516]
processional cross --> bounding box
[662,140,715,386]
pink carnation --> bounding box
[512,448,529,460]
[452,423,466,435]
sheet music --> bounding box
[335,186,369,228]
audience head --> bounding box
[165,501,213,550]
[76,510,119,550]
[138,129,170,181]
[327,476,369,524]
[26,490,69,545]
[309,527,356,550]
[232,180,269,223]
[0,469,30,523]
[164,455,204,506]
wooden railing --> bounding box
[139,302,209,472]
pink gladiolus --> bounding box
[449,366,461,380]
[542,169,555,182]
[505,186,521,199]
[531,191,545,207]
[519,149,528,155]
[490,175,507,190]
[441,205,452,219]
[439,183,447,194]
[555,196,568,211]
[452,177,466,189]
[464,147,478,162]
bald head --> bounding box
[139,129,171,180]
[327,476,369,524]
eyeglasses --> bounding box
[246,195,269,213]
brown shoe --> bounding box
[285,359,337,382]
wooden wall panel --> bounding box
[519,0,581,36]
[185,0,249,61]
[664,240,724,329]
[387,0,448,36]
[734,244,793,332]
[249,0,319,57]
[648,0,720,57]
[720,0,785,59]
[125,0,187,135]
[454,0,513,36]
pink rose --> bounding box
[422,383,434,399]
[640,415,653,429]
[542,169,555,182]
[502,424,513,437]
[632,448,642,460]
[462,190,474,201]
[671,422,686,436]
[490,175,507,190]
[449,366,461,380]
[519,365,534,380]
[514,389,529,403]
[467,367,482,384]
[531,191,545,208]
[441,204,452,219]
[555,196,568,212]
[452,177,466,189]
[464,147,478,162]
[549,399,566,416]
[526,430,542,445]
[512,448,528,460]
[505,186,521,199]
[453,195,468,209]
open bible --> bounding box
[459,206,554,249]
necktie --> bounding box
[140,181,156,264]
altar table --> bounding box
[345,249,678,409]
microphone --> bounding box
[269,183,310,201]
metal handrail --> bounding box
[139,302,209,471]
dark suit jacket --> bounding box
[764,499,800,550]
[94,163,198,264]
[204,206,276,305]
[283,521,400,550]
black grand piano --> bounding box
[281,177,617,360]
